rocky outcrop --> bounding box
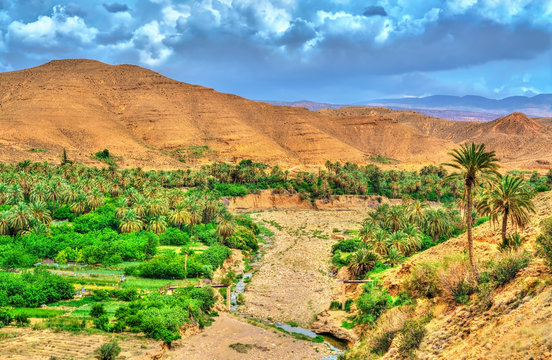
[311,311,359,345]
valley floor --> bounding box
[241,210,366,326]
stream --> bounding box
[229,236,348,360]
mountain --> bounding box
[321,107,552,168]
[263,100,344,111]
[364,94,552,118]
[0,59,454,168]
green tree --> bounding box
[445,143,499,273]
[477,174,535,242]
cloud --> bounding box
[363,5,387,17]
[0,0,550,101]
[103,3,129,13]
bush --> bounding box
[93,315,110,331]
[403,263,440,299]
[0,309,12,327]
[397,319,426,358]
[356,285,390,324]
[487,252,530,286]
[14,313,30,326]
[226,226,259,251]
[95,339,121,360]
[159,228,190,246]
[90,303,106,318]
[371,330,396,355]
[498,233,525,252]
[537,217,552,269]
[0,270,75,307]
[437,261,476,304]
[332,238,362,253]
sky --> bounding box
[0,0,551,103]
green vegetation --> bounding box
[95,339,121,360]
[0,270,75,307]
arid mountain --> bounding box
[0,59,453,168]
[322,107,552,169]
[0,59,550,169]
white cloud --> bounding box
[6,5,97,46]
[132,21,173,66]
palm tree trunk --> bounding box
[501,208,509,242]
[466,184,477,274]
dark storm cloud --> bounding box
[103,3,129,13]
[0,0,550,101]
[363,5,387,17]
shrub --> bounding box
[397,319,426,358]
[226,226,259,251]
[159,228,190,246]
[437,261,476,304]
[332,238,362,253]
[537,217,552,269]
[487,252,530,287]
[371,330,396,355]
[498,233,525,252]
[93,315,110,331]
[403,263,440,299]
[356,285,390,324]
[90,303,106,318]
[14,313,30,326]
[95,339,121,360]
[0,309,12,327]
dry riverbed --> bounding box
[241,210,366,327]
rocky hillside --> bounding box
[1,59,551,169]
[342,190,552,359]
[0,59,452,168]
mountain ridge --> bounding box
[0,59,551,170]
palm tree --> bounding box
[348,248,380,278]
[0,211,10,235]
[168,203,191,229]
[370,229,391,256]
[407,200,428,227]
[120,209,143,233]
[383,206,405,232]
[71,194,88,215]
[385,248,403,267]
[216,215,235,245]
[477,174,535,242]
[8,202,32,234]
[359,221,379,244]
[403,224,423,255]
[147,214,168,234]
[29,201,52,224]
[188,205,202,232]
[389,231,410,256]
[86,189,104,210]
[445,143,499,272]
[424,208,452,242]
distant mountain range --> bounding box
[266,94,552,121]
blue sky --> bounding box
[0,0,550,103]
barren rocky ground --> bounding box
[241,210,366,327]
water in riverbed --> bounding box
[229,236,348,359]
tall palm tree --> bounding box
[147,214,168,234]
[29,201,52,224]
[359,220,379,244]
[445,143,499,272]
[119,209,143,233]
[407,200,428,227]
[168,203,191,229]
[424,208,452,242]
[0,211,10,235]
[370,229,391,256]
[216,215,235,245]
[383,206,405,232]
[477,174,535,241]
[389,231,410,256]
[8,202,32,234]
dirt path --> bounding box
[163,313,331,360]
[241,210,365,327]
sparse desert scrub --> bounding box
[437,259,477,304]
[403,262,440,299]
